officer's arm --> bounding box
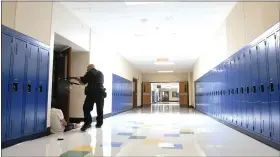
[79,72,90,85]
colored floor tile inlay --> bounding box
[144,139,162,144]
[129,136,146,139]
[100,142,122,147]
[60,151,90,157]
[164,134,180,137]
[117,132,133,136]
[180,129,194,134]
[72,145,94,152]
[158,143,183,150]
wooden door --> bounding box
[143,82,151,106]
[133,78,138,108]
[179,81,189,107]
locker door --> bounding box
[250,46,261,134]
[257,40,270,138]
[1,33,13,141]
[245,50,254,131]
[23,44,39,135]
[228,61,233,123]
[240,53,247,128]
[9,38,27,139]
[232,58,238,125]
[267,33,280,142]
[236,56,242,127]
[36,48,49,132]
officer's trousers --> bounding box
[83,93,104,126]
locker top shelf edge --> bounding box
[1,25,50,50]
[196,22,280,82]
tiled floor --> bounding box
[2,103,280,156]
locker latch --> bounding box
[13,82,18,92]
[27,83,31,93]
[39,85,43,92]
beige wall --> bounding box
[142,73,188,82]
[52,3,90,51]
[1,2,17,29]
[193,2,280,105]
[2,2,53,45]
[69,52,89,118]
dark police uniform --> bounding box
[80,68,105,129]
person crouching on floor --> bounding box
[50,99,79,134]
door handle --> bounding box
[27,83,31,93]
[13,82,18,92]
[39,85,43,92]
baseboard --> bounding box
[69,108,134,124]
[180,104,189,108]
[2,127,51,149]
[196,109,280,151]
[142,104,151,107]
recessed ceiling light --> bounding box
[141,19,148,23]
[158,71,174,73]
[125,2,164,5]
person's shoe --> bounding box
[95,124,102,128]
[81,124,91,131]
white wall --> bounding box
[69,51,89,118]
[51,2,90,51]
[142,73,188,82]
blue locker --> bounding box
[1,33,13,141]
[36,48,49,132]
[232,58,238,125]
[257,40,271,138]
[267,33,280,142]
[9,38,27,139]
[236,56,242,127]
[23,44,39,135]
[250,46,262,134]
[240,53,247,128]
[244,50,254,131]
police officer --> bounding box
[75,64,105,131]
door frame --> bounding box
[132,78,138,108]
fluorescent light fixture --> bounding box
[154,62,174,65]
[158,71,174,73]
[125,2,164,5]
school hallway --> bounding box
[2,103,279,156]
[1,1,280,156]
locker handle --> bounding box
[13,82,18,92]
[253,86,256,93]
[260,84,264,92]
[39,85,43,92]
[27,83,31,93]
[270,82,274,92]
[240,87,244,94]
[246,86,250,93]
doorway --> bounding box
[52,37,72,121]
[151,82,179,103]
[133,78,138,108]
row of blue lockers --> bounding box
[195,22,280,145]
[1,26,49,142]
[112,74,133,113]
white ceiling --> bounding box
[61,2,236,73]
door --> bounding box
[245,50,254,131]
[267,33,280,142]
[23,44,39,135]
[250,46,261,134]
[143,82,151,106]
[9,38,27,139]
[179,81,188,106]
[36,48,49,132]
[257,40,271,138]
[1,33,13,141]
